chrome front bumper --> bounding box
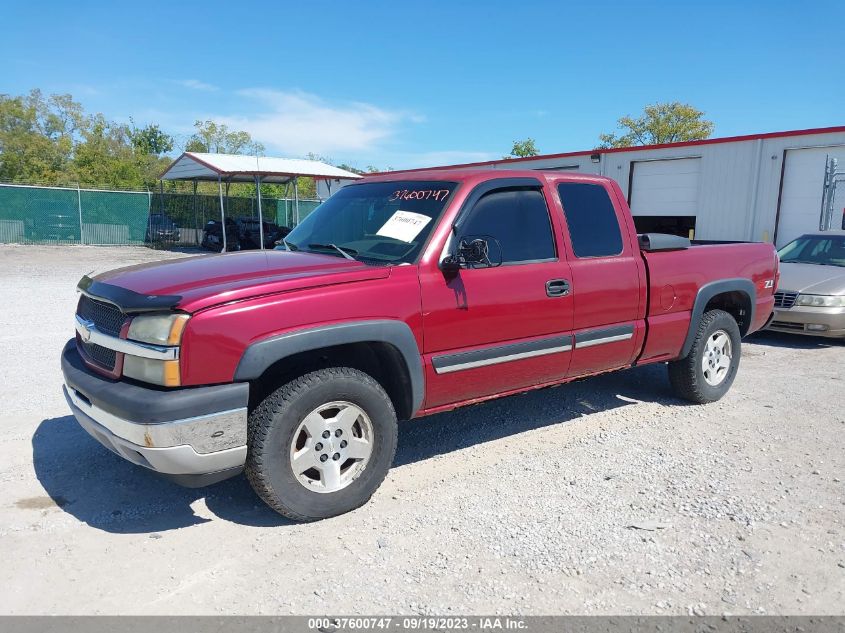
[64,385,246,465]
[61,340,249,487]
[768,305,845,338]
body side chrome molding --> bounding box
[576,333,633,348]
[574,324,635,349]
[75,314,179,361]
[432,335,572,374]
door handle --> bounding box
[546,279,570,297]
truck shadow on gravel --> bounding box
[748,330,842,350]
[31,416,280,533]
[33,363,681,533]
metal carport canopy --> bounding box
[160,152,362,250]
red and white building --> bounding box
[319,126,845,247]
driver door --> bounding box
[419,180,574,409]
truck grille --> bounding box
[770,320,804,331]
[76,294,127,371]
[774,291,798,309]
[80,339,118,369]
[77,294,126,336]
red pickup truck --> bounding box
[62,169,778,520]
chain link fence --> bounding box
[0,182,322,247]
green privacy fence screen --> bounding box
[0,183,322,246]
[277,199,321,227]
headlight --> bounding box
[124,313,189,386]
[127,313,189,345]
[123,356,181,387]
[794,294,845,307]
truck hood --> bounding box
[86,250,390,313]
[778,262,845,295]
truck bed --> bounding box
[638,241,777,363]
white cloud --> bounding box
[176,79,218,91]
[211,88,417,156]
[67,83,103,96]
[186,87,493,169]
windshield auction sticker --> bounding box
[376,210,432,243]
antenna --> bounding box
[255,152,264,249]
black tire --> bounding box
[245,367,398,521]
[668,309,742,404]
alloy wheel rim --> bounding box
[702,329,732,386]
[289,401,373,493]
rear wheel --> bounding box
[668,309,741,403]
[246,367,398,521]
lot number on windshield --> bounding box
[389,189,451,202]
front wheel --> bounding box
[668,309,741,404]
[246,367,398,521]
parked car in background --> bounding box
[61,169,777,521]
[270,224,293,246]
[43,212,81,241]
[201,218,240,251]
[145,213,180,244]
[768,231,845,338]
[26,199,80,241]
[236,217,292,250]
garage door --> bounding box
[776,146,845,247]
[629,158,701,216]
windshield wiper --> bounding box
[308,243,358,261]
[282,238,297,251]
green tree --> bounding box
[186,120,264,155]
[336,163,365,175]
[130,120,174,156]
[506,138,539,158]
[0,89,84,183]
[0,89,336,199]
[72,114,143,187]
[331,163,383,175]
[598,102,714,148]
[0,89,175,188]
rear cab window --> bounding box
[557,182,624,258]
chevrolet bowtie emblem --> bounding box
[79,319,95,342]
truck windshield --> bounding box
[279,180,457,264]
[778,235,845,267]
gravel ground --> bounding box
[0,244,843,616]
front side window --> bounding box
[558,183,623,258]
[280,180,457,264]
[458,188,556,264]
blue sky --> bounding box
[3,0,843,170]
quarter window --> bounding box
[459,188,556,264]
[558,183,623,258]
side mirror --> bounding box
[441,236,501,271]
[440,254,461,272]
[460,238,492,266]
